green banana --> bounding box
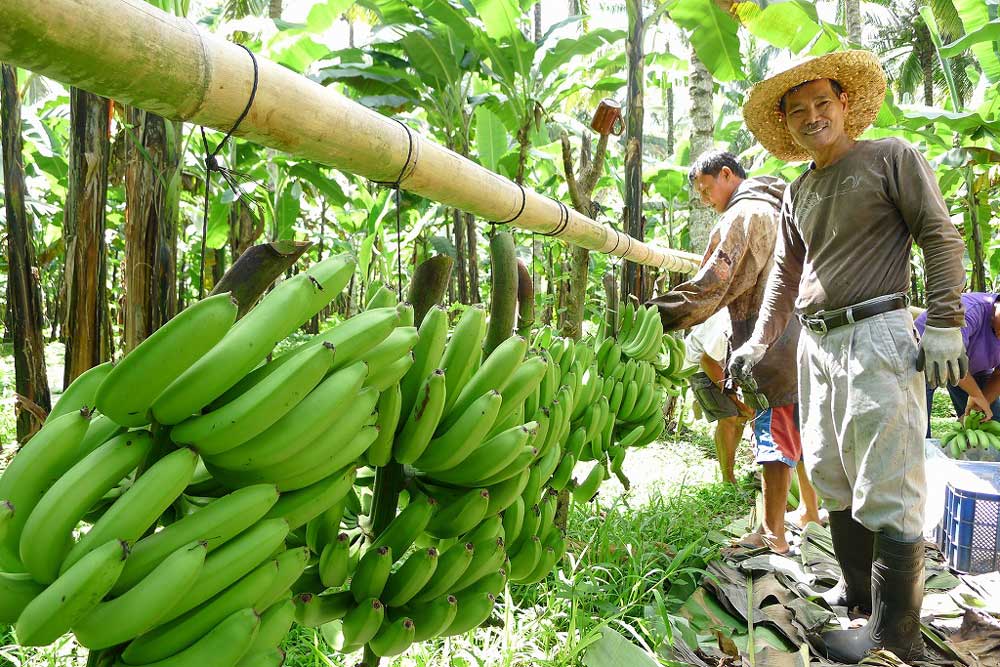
[533,439,563,484]
[120,558,277,664]
[16,540,128,646]
[439,335,527,432]
[369,494,436,558]
[366,282,397,310]
[414,390,502,472]
[462,515,505,544]
[20,430,153,583]
[361,326,419,376]
[394,369,447,464]
[519,545,558,585]
[412,541,475,603]
[49,361,112,421]
[439,306,488,416]
[495,355,548,425]
[156,518,289,625]
[247,598,295,656]
[382,547,438,607]
[351,545,393,602]
[484,468,531,515]
[63,447,198,573]
[428,424,536,486]
[152,255,353,425]
[258,546,311,608]
[508,536,542,582]
[501,497,525,549]
[0,570,45,624]
[455,568,507,597]
[236,648,285,667]
[322,597,385,652]
[368,616,415,657]
[78,413,127,458]
[96,294,238,427]
[73,542,207,649]
[425,489,491,539]
[120,607,260,667]
[367,384,403,467]
[510,504,540,554]
[114,484,279,595]
[171,343,334,455]
[306,496,347,554]
[0,409,92,570]
[365,350,415,392]
[572,464,606,503]
[264,467,356,531]
[454,537,506,591]
[399,305,449,419]
[294,590,354,627]
[441,592,495,637]
[319,533,352,588]
[549,454,576,491]
[407,594,458,642]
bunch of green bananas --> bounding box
[0,250,679,665]
[939,411,1000,458]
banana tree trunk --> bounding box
[622,0,645,302]
[452,208,468,304]
[844,0,862,45]
[2,63,50,440]
[688,50,715,252]
[63,87,111,384]
[967,167,986,292]
[123,108,181,353]
[465,212,480,303]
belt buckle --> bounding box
[801,314,828,334]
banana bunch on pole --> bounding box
[0,252,681,666]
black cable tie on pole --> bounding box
[371,118,415,302]
[492,184,527,225]
[539,199,569,237]
[199,43,259,300]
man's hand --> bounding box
[916,325,968,388]
[965,397,993,421]
[728,342,768,383]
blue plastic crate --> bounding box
[938,461,1000,574]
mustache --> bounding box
[803,121,828,133]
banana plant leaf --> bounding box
[582,625,661,667]
[669,0,744,82]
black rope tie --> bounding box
[199,43,260,299]
[539,199,569,238]
[373,118,415,301]
[492,184,527,225]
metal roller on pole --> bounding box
[0,0,701,274]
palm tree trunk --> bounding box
[688,50,715,252]
[622,0,645,302]
[844,0,862,44]
[666,84,675,155]
[123,108,181,353]
[269,0,282,19]
[465,212,480,303]
[916,21,935,106]
[534,3,542,41]
[452,209,468,304]
[2,64,50,440]
[63,87,111,384]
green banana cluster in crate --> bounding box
[938,410,1000,458]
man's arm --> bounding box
[890,142,966,328]
[649,205,771,332]
[982,368,1000,404]
[748,191,805,348]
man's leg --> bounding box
[822,310,927,663]
[748,404,801,553]
[760,461,792,552]
[794,461,823,527]
[714,415,745,484]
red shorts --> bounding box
[751,403,802,468]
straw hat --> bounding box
[742,50,886,162]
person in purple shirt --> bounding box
[916,292,1000,434]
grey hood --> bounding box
[726,175,786,212]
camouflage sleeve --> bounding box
[752,189,804,347]
[648,204,774,332]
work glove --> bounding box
[727,342,768,384]
[916,325,968,388]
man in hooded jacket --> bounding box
[648,149,821,554]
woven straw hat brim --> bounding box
[742,50,887,162]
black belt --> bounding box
[798,296,908,335]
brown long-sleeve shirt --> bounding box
[648,177,800,406]
[753,138,966,348]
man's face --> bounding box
[780,79,849,154]
[692,168,737,214]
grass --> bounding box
[0,343,755,667]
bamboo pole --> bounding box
[0,0,701,274]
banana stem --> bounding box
[363,461,404,667]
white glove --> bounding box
[728,342,768,384]
[917,325,968,388]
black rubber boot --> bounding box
[820,509,874,613]
[822,534,926,664]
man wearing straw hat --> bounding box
[729,50,967,662]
